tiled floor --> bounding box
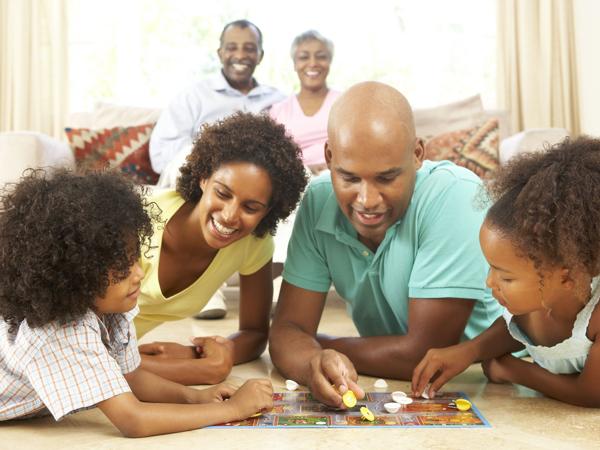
[2,295,600,449]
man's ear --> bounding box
[257,49,264,65]
[217,46,224,62]
[324,141,332,169]
[414,137,425,169]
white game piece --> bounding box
[391,391,407,403]
[383,402,401,413]
[285,379,299,391]
[374,378,388,389]
[422,384,432,399]
[396,396,413,406]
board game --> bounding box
[212,391,490,428]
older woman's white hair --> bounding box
[290,30,334,60]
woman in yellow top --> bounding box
[136,112,307,385]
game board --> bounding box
[212,391,490,428]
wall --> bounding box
[574,0,600,136]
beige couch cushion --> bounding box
[499,128,569,164]
[414,95,484,139]
[92,102,161,128]
[0,132,75,187]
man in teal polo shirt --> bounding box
[269,81,502,408]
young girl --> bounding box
[136,112,308,385]
[0,170,273,437]
[412,137,600,407]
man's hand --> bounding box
[411,344,478,398]
[482,354,517,384]
[139,341,197,359]
[307,349,364,408]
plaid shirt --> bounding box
[0,307,140,421]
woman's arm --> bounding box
[138,338,234,385]
[229,261,273,364]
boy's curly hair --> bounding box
[485,137,600,276]
[0,169,159,331]
[177,112,308,237]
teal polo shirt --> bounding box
[283,160,502,339]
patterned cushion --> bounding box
[65,123,159,184]
[424,119,500,178]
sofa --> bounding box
[0,94,569,191]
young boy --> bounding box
[0,169,273,437]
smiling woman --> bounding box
[134,112,307,386]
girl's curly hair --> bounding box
[177,112,308,237]
[0,169,159,331]
[485,136,600,276]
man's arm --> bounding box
[269,281,364,407]
[149,90,201,174]
[319,297,476,380]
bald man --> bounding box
[269,82,502,407]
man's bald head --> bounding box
[328,81,416,147]
[324,81,424,250]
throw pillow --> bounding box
[65,123,159,185]
[414,95,484,139]
[424,119,500,179]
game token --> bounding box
[360,406,375,421]
[285,379,299,391]
[374,378,388,389]
[342,390,357,408]
[391,391,407,403]
[396,396,413,406]
[383,402,400,413]
[455,398,472,411]
[421,384,431,399]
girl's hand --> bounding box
[193,382,237,403]
[482,354,516,383]
[411,344,478,398]
[227,379,273,419]
[139,341,197,359]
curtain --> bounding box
[0,0,68,139]
[497,0,580,135]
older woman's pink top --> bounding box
[269,89,340,166]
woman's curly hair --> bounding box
[177,112,308,237]
[485,136,600,276]
[0,169,159,331]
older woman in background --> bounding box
[270,30,340,174]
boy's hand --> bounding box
[192,382,237,403]
[411,344,478,398]
[482,354,516,384]
[138,341,197,359]
[228,379,273,419]
[307,349,364,408]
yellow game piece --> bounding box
[455,398,472,411]
[360,406,375,422]
[250,411,262,417]
[342,390,357,408]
